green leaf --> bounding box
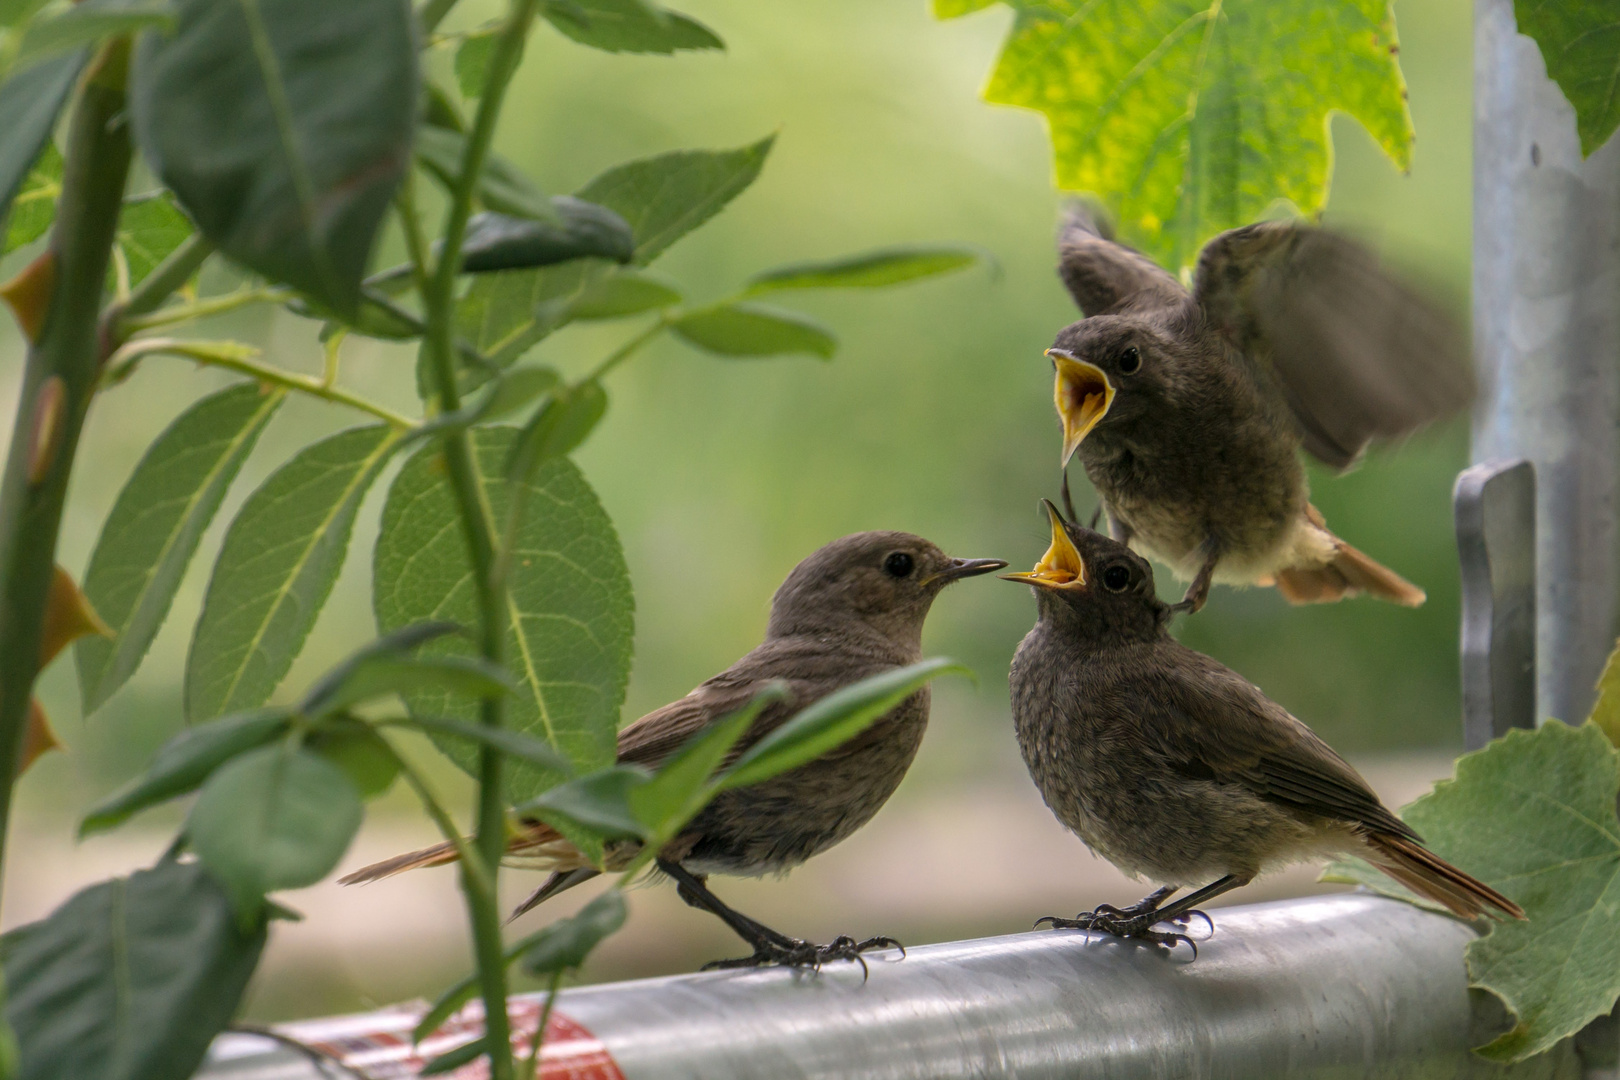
[77,384,285,715]
[186,425,402,722]
[1591,638,1620,748]
[78,707,293,836]
[577,136,772,265]
[299,621,511,719]
[477,365,560,422]
[1322,721,1620,1062]
[540,0,723,54]
[3,140,60,255]
[504,381,608,482]
[416,125,556,223]
[945,0,1412,269]
[1515,2,1620,156]
[518,889,626,974]
[450,261,597,376]
[14,1,174,68]
[721,658,968,790]
[308,721,399,798]
[745,245,981,295]
[671,301,837,359]
[413,971,480,1043]
[0,0,51,28]
[188,743,364,916]
[628,686,785,837]
[454,29,496,99]
[113,191,193,288]
[459,202,635,272]
[393,715,573,775]
[568,269,681,320]
[2,862,266,1080]
[288,289,424,342]
[130,0,416,314]
[521,764,651,840]
[0,51,86,236]
[419,1037,487,1076]
[373,429,633,799]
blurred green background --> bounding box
[2,0,1473,1022]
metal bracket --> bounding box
[1455,459,1537,750]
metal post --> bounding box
[1473,0,1620,725]
[1455,459,1537,750]
[196,895,1572,1080]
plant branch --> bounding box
[117,285,294,335]
[0,40,133,894]
[587,316,670,383]
[378,732,496,903]
[103,337,416,428]
[516,969,565,1080]
[114,233,213,321]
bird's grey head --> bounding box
[767,531,1005,645]
[1002,502,1168,643]
[1048,312,1195,466]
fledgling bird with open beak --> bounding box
[342,531,1005,970]
[1049,207,1472,612]
[1004,503,1523,950]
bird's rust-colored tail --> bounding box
[1274,505,1426,607]
[336,821,578,886]
[1361,832,1525,921]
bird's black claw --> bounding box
[1036,906,1206,956]
[701,933,903,978]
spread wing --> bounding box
[615,638,895,771]
[1193,221,1472,470]
[1149,646,1419,842]
[1056,204,1185,317]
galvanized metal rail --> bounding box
[198,893,1576,1080]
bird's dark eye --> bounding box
[1118,346,1141,374]
[884,552,915,578]
[1102,564,1132,592]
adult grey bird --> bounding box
[341,531,1005,970]
[1049,207,1472,612]
[1003,503,1523,950]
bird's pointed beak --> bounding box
[922,556,1009,586]
[1049,348,1114,466]
[1002,500,1088,589]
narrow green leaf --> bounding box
[309,721,400,799]
[459,202,635,272]
[0,50,86,234]
[519,890,627,974]
[477,365,560,422]
[1322,721,1620,1062]
[2,862,265,1080]
[307,655,513,718]
[671,301,837,359]
[78,384,286,715]
[504,381,608,482]
[130,0,416,313]
[188,743,364,916]
[15,1,174,68]
[577,136,773,265]
[568,269,681,320]
[113,190,193,288]
[416,125,557,223]
[630,685,786,836]
[450,260,596,378]
[2,140,60,255]
[454,29,496,99]
[721,659,967,790]
[521,765,651,840]
[745,245,980,295]
[419,1037,487,1076]
[78,708,293,836]
[186,425,401,722]
[0,0,51,28]
[396,715,574,775]
[1592,638,1620,748]
[540,0,723,54]
[373,429,633,799]
[413,971,479,1044]
[1515,1,1620,155]
[950,0,1412,269]
[299,621,483,718]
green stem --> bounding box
[379,732,496,903]
[104,338,416,428]
[587,316,671,382]
[517,969,566,1080]
[416,3,541,1077]
[118,286,294,335]
[114,233,213,321]
[417,0,461,34]
[0,41,133,896]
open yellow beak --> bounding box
[1002,500,1087,589]
[1050,349,1114,466]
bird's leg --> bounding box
[1061,466,1080,525]
[1171,540,1220,614]
[1039,877,1248,956]
[657,859,901,974]
[1036,886,1175,932]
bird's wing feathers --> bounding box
[1056,204,1186,317]
[1192,221,1472,470]
[1153,648,1419,841]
